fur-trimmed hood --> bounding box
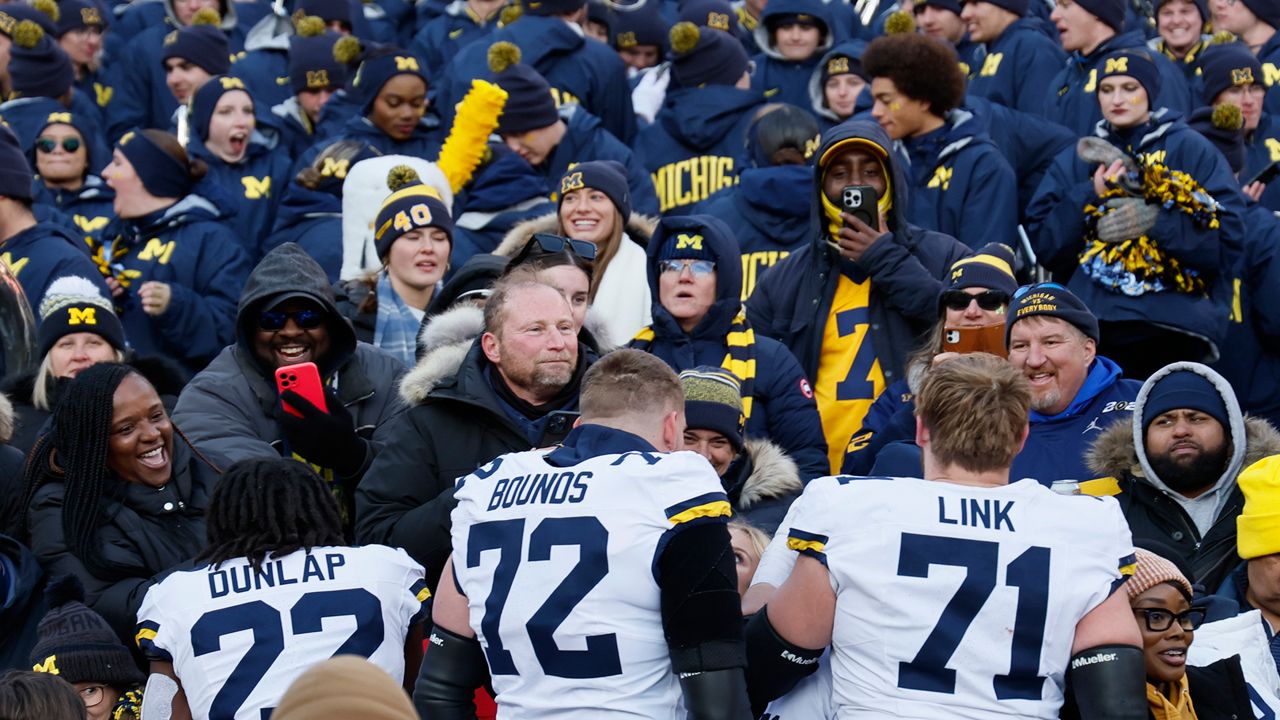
[494,211,658,259]
[735,438,803,510]
[1086,362,1280,490]
[398,301,613,406]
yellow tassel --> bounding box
[437,79,508,194]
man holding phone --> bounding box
[173,243,408,531]
[747,119,969,474]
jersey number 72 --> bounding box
[468,516,623,679]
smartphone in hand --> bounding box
[941,325,1008,359]
[841,185,879,229]
[275,361,328,417]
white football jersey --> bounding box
[136,545,429,720]
[783,475,1135,720]
[450,444,730,719]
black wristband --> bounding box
[679,668,753,720]
[412,625,489,720]
[1068,644,1147,720]
[743,606,822,707]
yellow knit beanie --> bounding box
[1237,455,1280,560]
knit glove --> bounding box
[1095,197,1160,243]
[278,388,368,477]
[632,64,670,125]
[1077,137,1142,194]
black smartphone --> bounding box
[1248,161,1280,187]
[539,410,580,446]
[841,185,879,229]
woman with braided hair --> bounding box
[1026,48,1246,380]
[137,458,429,720]
[23,362,224,646]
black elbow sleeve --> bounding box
[658,522,748,674]
[412,625,489,720]
[742,607,822,708]
[1067,644,1147,720]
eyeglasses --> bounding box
[527,233,598,261]
[35,137,82,154]
[79,685,107,708]
[258,309,324,331]
[941,290,1009,312]
[1132,607,1206,632]
[659,259,716,276]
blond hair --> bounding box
[915,353,1030,473]
[580,349,683,422]
[728,519,770,557]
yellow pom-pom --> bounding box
[488,41,521,73]
[1213,102,1244,131]
[499,3,522,26]
[295,15,325,37]
[885,10,915,35]
[438,79,509,193]
[191,7,221,25]
[670,21,700,54]
[386,165,420,191]
[13,20,43,50]
[333,35,362,64]
[1210,30,1237,44]
[31,0,59,23]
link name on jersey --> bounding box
[487,471,592,511]
[207,553,348,598]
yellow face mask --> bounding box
[819,138,894,243]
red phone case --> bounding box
[275,362,328,417]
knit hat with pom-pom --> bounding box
[373,165,453,259]
[8,19,75,100]
[488,41,560,134]
[36,275,125,358]
[1188,103,1246,173]
[160,8,230,75]
[289,17,347,95]
[669,21,749,88]
[29,575,145,687]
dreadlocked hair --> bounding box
[21,363,142,579]
[197,458,345,573]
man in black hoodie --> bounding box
[356,280,593,590]
[172,243,406,531]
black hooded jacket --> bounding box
[172,244,406,494]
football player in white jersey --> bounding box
[416,348,752,719]
[745,353,1147,719]
[136,459,430,720]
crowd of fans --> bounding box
[1,0,1280,713]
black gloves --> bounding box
[278,388,368,477]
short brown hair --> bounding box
[0,670,85,720]
[580,349,684,421]
[915,353,1030,473]
[482,279,561,337]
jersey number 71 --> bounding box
[896,533,1051,701]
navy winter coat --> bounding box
[408,0,500,79]
[634,85,765,215]
[189,130,292,260]
[697,164,812,299]
[966,17,1066,115]
[899,107,1019,250]
[449,145,555,270]
[0,224,108,316]
[33,177,116,246]
[1026,110,1246,355]
[264,182,345,283]
[629,216,830,480]
[437,15,636,144]
[1042,31,1193,136]
[541,105,658,217]
[96,195,252,372]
